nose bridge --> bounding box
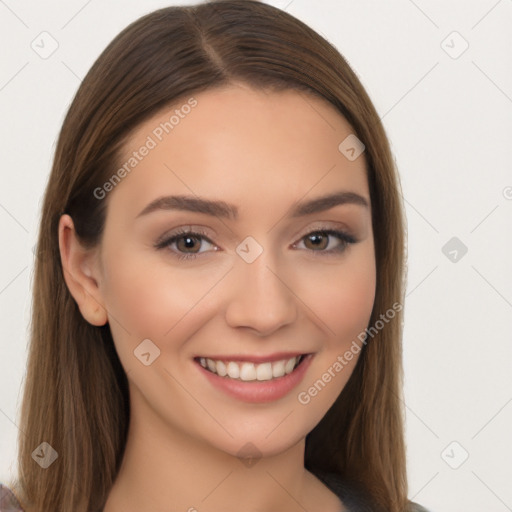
[224,236,297,334]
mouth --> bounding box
[194,354,308,382]
[194,352,314,403]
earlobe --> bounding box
[58,214,108,326]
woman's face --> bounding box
[89,83,375,457]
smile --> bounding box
[194,352,313,403]
[197,355,305,381]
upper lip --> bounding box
[194,352,310,364]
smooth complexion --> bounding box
[59,83,376,512]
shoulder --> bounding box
[314,470,431,512]
[314,469,386,512]
[407,502,431,512]
[0,484,24,512]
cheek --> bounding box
[99,244,229,356]
[303,250,376,344]
[332,269,376,341]
[101,235,375,365]
[294,253,375,421]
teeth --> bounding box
[240,362,256,381]
[256,362,272,381]
[226,361,240,379]
[284,357,296,374]
[216,360,227,377]
[272,359,285,378]
[206,358,216,373]
[198,355,302,381]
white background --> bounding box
[1,1,511,511]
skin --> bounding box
[59,83,376,512]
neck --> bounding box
[103,387,324,512]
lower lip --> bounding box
[196,354,314,403]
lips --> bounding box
[195,352,314,403]
[196,354,305,381]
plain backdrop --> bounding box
[1,1,511,511]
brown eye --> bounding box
[296,229,357,255]
[175,234,203,253]
[303,232,329,251]
[154,229,217,260]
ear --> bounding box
[58,214,108,326]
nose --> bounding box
[224,247,298,336]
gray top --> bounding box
[316,470,431,512]
[0,484,23,512]
[1,478,431,511]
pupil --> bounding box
[181,236,197,251]
[309,234,325,248]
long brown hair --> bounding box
[13,1,408,510]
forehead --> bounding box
[109,83,369,218]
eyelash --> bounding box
[154,227,357,261]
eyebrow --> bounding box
[136,191,369,220]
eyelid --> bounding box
[154,225,213,247]
[293,220,354,240]
[154,222,358,261]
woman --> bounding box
[1,1,429,511]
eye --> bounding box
[293,228,357,256]
[154,227,217,260]
[155,226,358,261]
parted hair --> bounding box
[13,1,408,511]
